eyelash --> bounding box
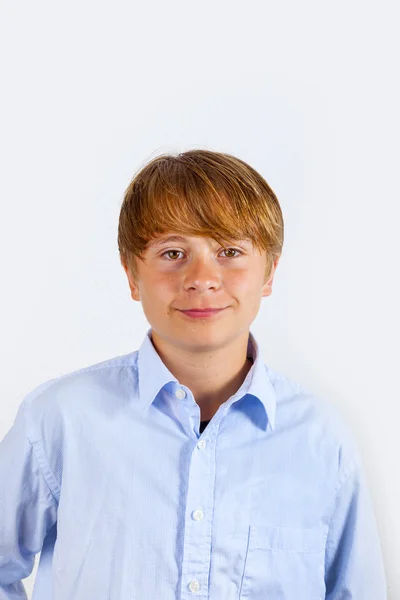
[160,248,244,261]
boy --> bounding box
[0,149,386,599]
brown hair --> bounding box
[118,149,284,282]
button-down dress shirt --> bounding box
[0,327,387,599]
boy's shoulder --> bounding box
[19,349,140,429]
[266,363,347,423]
[265,364,360,477]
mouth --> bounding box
[178,308,227,319]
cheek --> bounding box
[229,270,260,291]
[229,273,265,308]
[141,276,177,305]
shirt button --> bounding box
[175,388,186,399]
[192,509,204,520]
[197,439,206,450]
[188,580,201,592]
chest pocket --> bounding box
[239,525,327,599]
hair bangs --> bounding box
[118,150,284,277]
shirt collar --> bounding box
[137,327,276,431]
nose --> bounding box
[183,255,222,291]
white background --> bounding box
[0,1,399,597]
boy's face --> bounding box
[122,233,280,352]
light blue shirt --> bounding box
[0,327,386,599]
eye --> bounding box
[162,250,184,260]
[161,248,243,260]
[221,248,243,258]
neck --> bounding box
[150,329,254,421]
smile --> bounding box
[178,308,227,319]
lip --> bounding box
[179,308,227,319]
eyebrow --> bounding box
[149,235,189,248]
[149,235,250,248]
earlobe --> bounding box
[127,280,141,302]
[128,277,141,302]
[121,260,141,302]
[262,255,280,297]
[262,281,273,298]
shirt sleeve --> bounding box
[324,456,387,599]
[0,400,58,600]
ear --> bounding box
[261,255,281,298]
[121,257,141,302]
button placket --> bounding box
[180,430,217,599]
[174,387,203,439]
